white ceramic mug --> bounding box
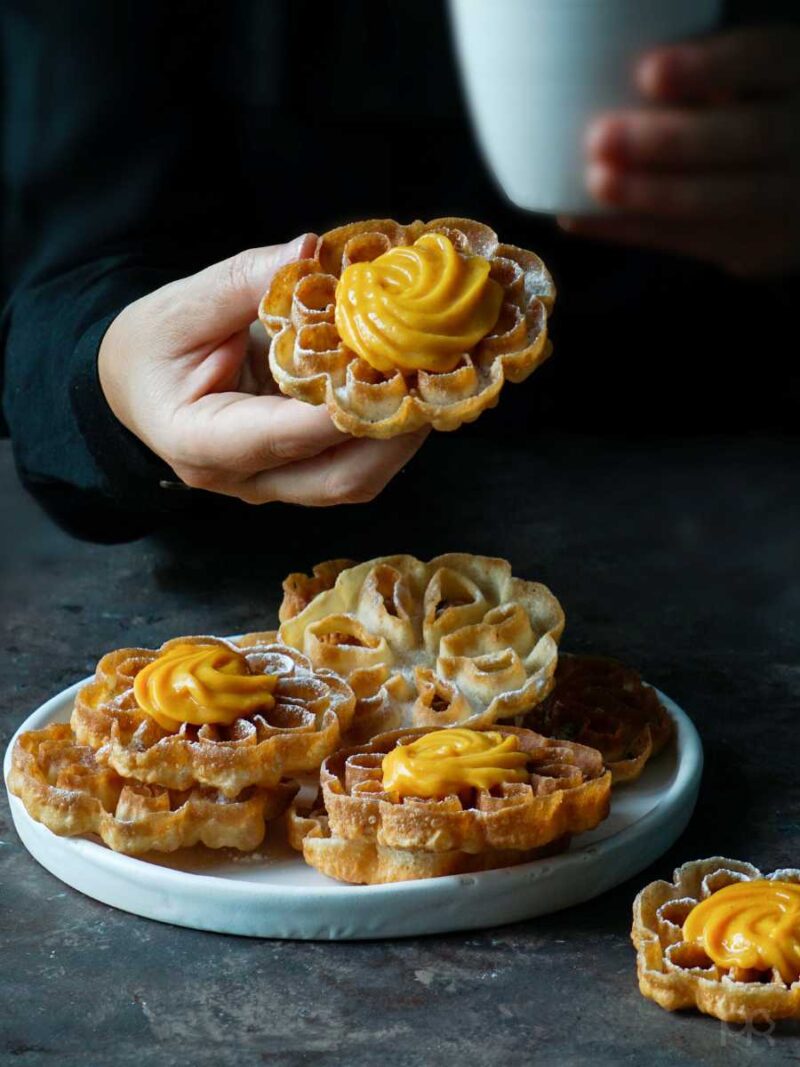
[449,0,723,215]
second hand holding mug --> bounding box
[449,0,723,215]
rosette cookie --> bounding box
[633,858,800,1021]
[9,724,295,854]
[277,554,565,741]
[72,636,355,797]
[260,217,554,437]
[287,726,611,884]
[526,655,674,783]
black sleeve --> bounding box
[1,1,247,541]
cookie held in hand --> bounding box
[260,218,554,437]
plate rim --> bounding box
[3,673,703,905]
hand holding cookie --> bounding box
[98,236,428,507]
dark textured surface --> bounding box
[1,431,799,1066]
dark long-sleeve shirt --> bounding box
[2,0,797,541]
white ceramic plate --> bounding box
[4,679,702,940]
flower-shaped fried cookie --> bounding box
[9,724,296,854]
[287,725,611,884]
[277,554,565,741]
[71,636,355,798]
[527,654,674,783]
[632,858,800,1021]
[259,217,554,437]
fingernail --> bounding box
[585,162,623,205]
[586,117,628,161]
[286,233,317,261]
[637,54,663,96]
[638,47,703,98]
[557,215,593,234]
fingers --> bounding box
[584,162,792,219]
[171,398,428,505]
[587,104,799,172]
[637,26,800,103]
[155,233,318,337]
[170,395,348,475]
[233,428,430,506]
[578,29,800,273]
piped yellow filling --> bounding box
[683,879,800,985]
[133,642,277,732]
[335,233,503,375]
[381,728,529,801]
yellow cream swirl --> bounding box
[335,233,503,375]
[683,879,800,985]
[133,642,277,732]
[381,728,529,800]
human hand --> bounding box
[560,26,800,277]
[98,236,428,505]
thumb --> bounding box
[168,234,318,336]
